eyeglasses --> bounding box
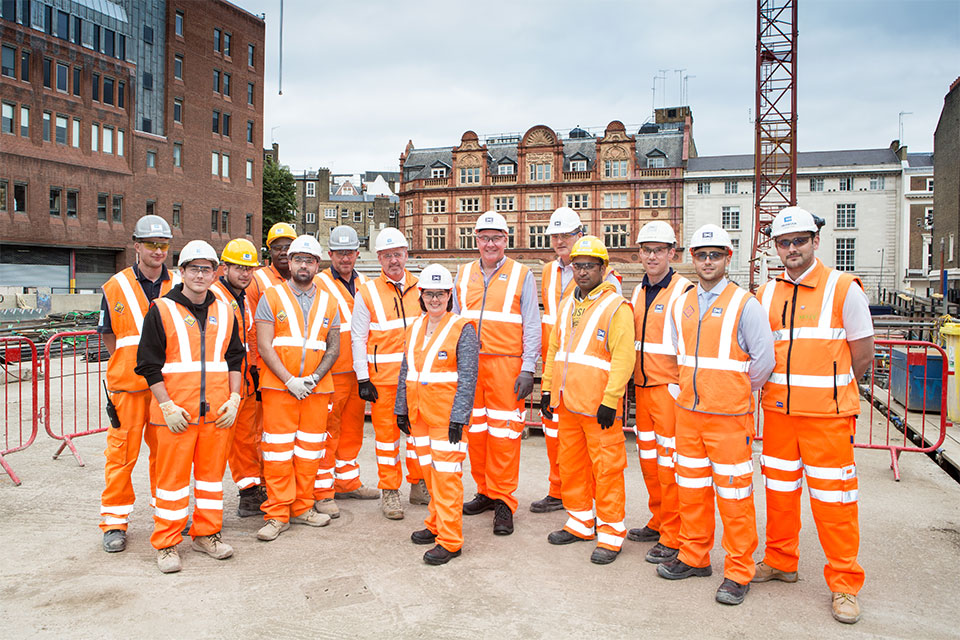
[227,264,256,273]
[570,262,601,272]
[639,245,670,257]
[290,255,318,265]
[141,241,170,251]
[775,235,813,249]
[692,251,727,262]
[379,250,406,261]
[184,265,214,276]
[421,290,449,300]
[477,234,507,245]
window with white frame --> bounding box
[647,156,665,168]
[528,224,548,249]
[838,176,853,191]
[836,203,856,228]
[570,159,587,172]
[211,151,219,175]
[246,159,253,181]
[566,193,589,209]
[498,163,515,175]
[425,199,446,213]
[604,223,628,249]
[324,207,337,220]
[458,197,480,212]
[494,196,515,212]
[724,180,738,194]
[923,206,933,230]
[306,181,315,197]
[354,210,363,223]
[869,176,885,190]
[506,226,516,249]
[809,177,824,192]
[528,195,552,211]
[927,177,935,192]
[835,238,855,271]
[730,238,740,266]
[305,211,316,224]
[528,162,551,181]
[458,227,476,250]
[430,167,447,179]
[721,206,740,230]
[603,192,627,209]
[425,227,446,250]
[459,167,480,184]
[697,182,711,194]
[643,191,667,207]
[604,159,628,178]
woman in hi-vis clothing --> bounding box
[395,264,479,565]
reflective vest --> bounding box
[457,257,529,357]
[356,271,420,385]
[316,269,368,375]
[404,312,469,427]
[674,282,753,416]
[147,296,234,425]
[548,285,627,417]
[246,264,286,366]
[758,259,863,417]
[630,272,693,388]
[259,282,338,395]
[210,279,255,398]
[102,266,180,392]
[541,260,621,360]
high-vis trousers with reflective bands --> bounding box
[635,384,681,549]
[675,407,758,585]
[315,373,366,499]
[413,417,468,552]
[101,389,158,532]
[261,389,329,521]
[468,355,526,513]
[556,399,628,551]
[541,409,561,499]
[760,411,864,594]
[150,415,232,550]
[371,383,422,491]
[227,393,263,491]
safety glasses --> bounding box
[775,235,813,249]
[141,241,170,251]
[692,250,727,262]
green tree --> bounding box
[261,156,297,247]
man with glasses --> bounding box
[656,224,774,607]
[454,211,540,536]
[247,222,297,333]
[98,214,181,554]
[752,207,873,624]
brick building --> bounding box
[932,77,960,298]
[0,0,264,290]
[902,151,935,292]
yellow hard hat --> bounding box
[221,238,260,267]
[569,235,609,264]
[266,222,297,246]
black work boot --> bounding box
[462,493,495,516]
[492,500,514,535]
[237,486,266,517]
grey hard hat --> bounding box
[133,215,173,240]
[328,225,360,251]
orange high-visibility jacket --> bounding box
[103,267,181,392]
[457,257,529,357]
[758,259,864,417]
[259,281,339,395]
[403,312,470,427]
[210,279,256,398]
[674,282,753,416]
[147,296,235,425]
[541,260,621,359]
[246,264,286,367]
[316,269,369,375]
[630,273,693,388]
[357,271,420,385]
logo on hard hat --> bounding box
[151,224,162,231]
[339,235,348,242]
[485,216,493,222]
[783,215,793,223]
[242,253,252,261]
[553,220,561,226]
[703,231,713,238]
[431,274,441,281]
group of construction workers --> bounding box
[97,202,871,624]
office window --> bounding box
[721,206,740,230]
[731,238,740,266]
[92,73,99,100]
[354,210,363,223]
[0,180,6,212]
[306,181,316,197]
[173,144,181,167]
[42,57,50,87]
[245,159,253,181]
[458,197,480,213]
[212,109,219,133]
[494,196,515,212]
[569,159,587,172]
[1,102,12,134]
[724,180,738,194]
[697,182,711,195]
[221,210,229,233]
[174,55,183,80]
[104,28,115,57]
[90,124,100,152]
[246,120,253,143]
[71,118,79,147]
[56,9,68,40]
[142,24,153,44]
[603,192,628,209]
[647,156,665,168]
[324,208,337,220]
[93,24,101,51]
[247,82,254,105]
[836,203,856,228]
[528,162,551,181]
[566,193,589,209]
[13,182,26,212]
[211,151,219,175]
[425,227,446,250]
[20,106,28,137]
[214,28,221,52]
[55,114,67,144]
[20,51,29,82]
[221,154,229,179]
[304,210,315,224]
[141,118,151,133]
[604,223,628,249]
[172,204,182,228]
[49,187,61,216]
[458,227,477,250]
[223,73,231,97]
[1,45,14,78]
[604,159,628,178]
[459,167,480,184]
[836,238,855,272]
[528,195,552,211]
[405,201,413,216]
[117,34,125,60]
[117,129,124,156]
[430,167,446,179]
[809,177,824,192]
[102,126,113,154]
[245,213,252,235]
[173,99,182,123]
[425,199,446,213]
[175,11,183,37]
[73,16,82,45]
[43,111,50,141]
[143,72,152,91]
[222,113,230,137]
[72,66,80,96]
[927,178,935,192]
[223,33,231,57]
[213,69,220,93]
[838,176,853,191]
[66,189,77,218]
[643,191,668,207]
[211,209,218,231]
[869,176,885,190]
[506,226,516,249]
[498,164,515,175]
[528,225,548,249]
[103,77,114,105]
[247,44,255,67]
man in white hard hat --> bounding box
[454,211,540,536]
[656,224,774,607]
[532,207,621,514]
[352,227,427,520]
[97,214,181,553]
[752,206,873,624]
[135,240,246,573]
[254,235,341,541]
[627,220,694,565]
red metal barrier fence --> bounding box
[1,337,39,486]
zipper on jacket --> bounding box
[199,311,207,418]
[833,360,839,414]
[691,298,704,411]
[373,344,378,372]
[638,287,650,387]
[784,286,799,414]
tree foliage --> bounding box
[261,156,297,247]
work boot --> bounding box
[102,529,127,553]
[751,561,798,583]
[237,486,266,518]
[381,489,404,520]
[409,479,431,505]
[832,592,861,624]
[335,484,380,500]
[590,547,620,565]
[462,493,495,516]
[547,529,589,545]
[423,544,461,566]
[291,507,332,527]
[256,519,290,541]
[157,545,182,573]
[314,498,341,519]
[191,532,233,560]
[256,484,268,503]
[626,525,660,542]
[645,542,679,564]
[529,495,564,513]
[492,500,514,536]
[411,528,437,545]
[657,558,713,580]
[716,578,750,605]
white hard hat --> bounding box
[178,240,219,267]
[328,225,360,251]
[287,234,324,260]
[474,211,508,233]
[133,214,172,240]
[771,206,820,237]
[546,207,582,235]
[418,264,454,290]
[689,224,733,251]
[375,227,408,252]
[636,220,677,245]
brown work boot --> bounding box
[256,519,290,541]
[409,479,431,505]
[832,592,861,624]
[335,484,380,500]
[291,507,332,527]
[752,561,799,583]
[381,489,404,520]
[191,532,233,560]
[314,498,341,519]
[157,545,182,573]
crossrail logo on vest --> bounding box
[185,316,196,326]
[277,310,287,322]
[683,305,695,318]
[438,350,448,359]
[499,273,508,280]
[596,329,605,340]
[114,302,125,314]
[654,304,664,313]
[711,307,723,316]
[322,317,329,327]
[209,316,218,325]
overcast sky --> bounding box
[239,0,960,175]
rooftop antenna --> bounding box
[278,0,284,95]
[674,69,686,105]
[898,111,913,146]
[658,69,669,108]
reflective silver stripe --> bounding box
[335,458,358,467]
[543,426,558,438]
[112,270,146,335]
[375,439,400,451]
[155,506,189,520]
[433,460,462,473]
[367,352,404,363]
[655,434,675,449]
[636,275,690,355]
[294,446,323,460]
[273,336,327,350]
[262,431,296,444]
[760,280,776,313]
[712,459,754,476]
[335,469,360,480]
[296,431,328,443]
[369,319,407,331]
[194,480,222,492]
[567,507,593,520]
[487,425,522,439]
[418,454,433,466]
[161,298,192,365]
[764,477,803,492]
[657,455,675,468]
[596,532,625,548]
[565,518,594,537]
[236,476,259,489]
[715,484,753,500]
[468,423,487,433]
[676,454,711,469]
[639,449,657,459]
[314,478,334,488]
[760,455,803,472]
[161,361,229,374]
[318,272,355,333]
[595,517,626,533]
[677,354,751,373]
[430,439,468,453]
[103,516,127,525]
[542,261,561,327]
[156,485,190,501]
[486,408,522,422]
[406,314,461,384]
[262,450,294,461]
[406,450,418,459]
[100,504,134,515]
[640,341,676,355]
[460,309,522,324]
[554,350,612,372]
[377,455,401,465]
[772,327,847,341]
[803,462,857,481]
[675,474,713,488]
[636,430,656,442]
[808,487,858,503]
[195,498,223,510]
[767,372,855,388]
[363,277,406,333]
[115,335,140,348]
[253,269,276,292]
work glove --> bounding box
[215,392,241,429]
[514,371,534,401]
[597,403,617,430]
[285,376,315,400]
[358,379,379,403]
[396,414,410,435]
[540,392,553,422]
[159,400,191,434]
[448,422,464,445]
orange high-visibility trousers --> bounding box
[227,393,263,490]
[635,384,681,549]
[542,409,561,499]
[412,417,468,552]
[100,389,158,532]
[150,415,232,550]
[468,355,526,512]
[760,411,865,594]
[261,389,330,521]
[371,383,422,491]
[315,373,367,499]
[556,399,628,551]
[675,406,758,585]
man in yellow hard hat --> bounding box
[248,222,297,319]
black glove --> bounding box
[396,414,410,435]
[514,371,534,401]
[358,379,379,403]
[448,422,464,444]
[597,404,617,430]
[540,392,553,421]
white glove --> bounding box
[285,376,315,400]
[215,392,241,429]
[159,400,191,434]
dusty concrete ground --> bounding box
[2,417,960,640]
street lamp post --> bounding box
[877,247,885,304]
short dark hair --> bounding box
[419,292,453,313]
